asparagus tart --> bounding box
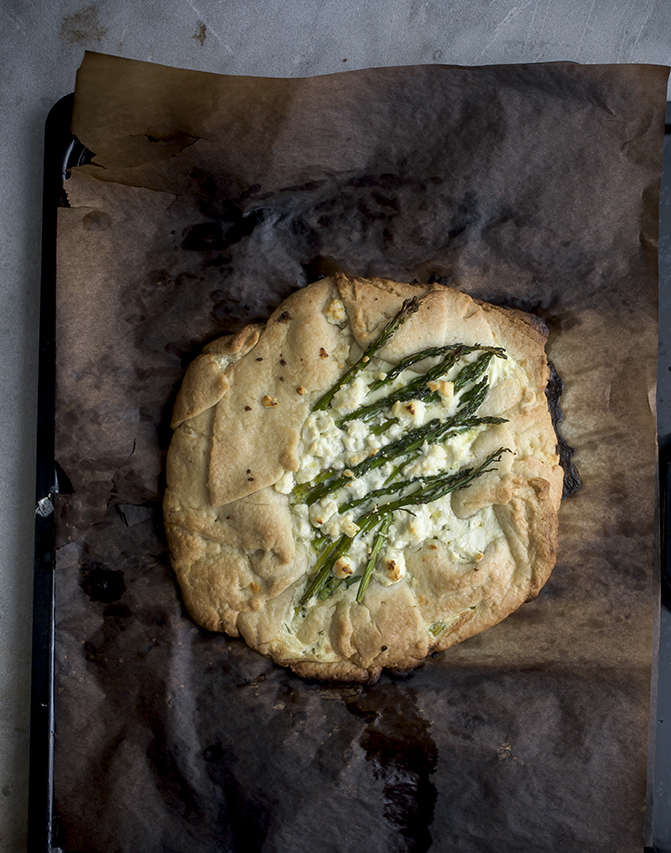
[164,274,563,683]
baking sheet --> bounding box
[51,53,668,852]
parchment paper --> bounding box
[52,52,668,852]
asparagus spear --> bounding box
[299,515,376,606]
[318,564,365,600]
[299,535,350,604]
[318,576,345,600]
[300,448,509,603]
[299,378,491,503]
[370,417,399,436]
[453,350,497,392]
[317,515,392,601]
[358,447,509,520]
[356,516,393,602]
[311,297,419,412]
[295,378,502,505]
[336,347,499,427]
[339,455,499,513]
[335,346,467,426]
[300,511,383,605]
[368,343,506,392]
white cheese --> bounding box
[427,379,454,404]
[341,516,361,537]
[325,298,347,325]
[331,376,369,413]
[322,514,344,539]
[309,498,338,527]
[292,504,313,540]
[374,549,406,585]
[402,443,449,478]
[211,353,234,370]
[392,398,427,426]
[295,456,321,485]
[296,411,346,480]
[333,556,354,578]
[274,471,295,494]
[347,419,369,441]
[286,342,518,599]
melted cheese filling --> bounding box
[274,328,529,658]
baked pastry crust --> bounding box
[164,274,563,682]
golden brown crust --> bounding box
[208,280,345,506]
[164,275,563,682]
[171,324,263,429]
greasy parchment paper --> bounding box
[52,52,667,852]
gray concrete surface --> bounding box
[2,2,671,850]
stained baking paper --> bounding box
[52,53,667,852]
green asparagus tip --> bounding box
[311,297,420,412]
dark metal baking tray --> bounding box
[29,92,671,853]
[29,93,93,853]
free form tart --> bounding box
[164,274,563,683]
